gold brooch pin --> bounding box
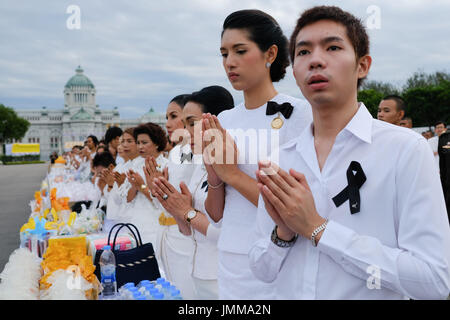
[271,112,284,129]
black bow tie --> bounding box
[180,152,193,163]
[266,101,294,119]
[332,161,366,214]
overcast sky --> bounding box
[1,0,449,119]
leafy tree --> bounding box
[361,80,401,96]
[357,71,450,126]
[0,104,30,144]
[403,70,450,91]
[403,79,450,127]
[357,89,384,118]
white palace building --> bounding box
[16,66,166,161]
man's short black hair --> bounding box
[383,95,406,112]
[92,151,116,168]
[435,120,446,127]
[104,126,123,145]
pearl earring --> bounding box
[266,62,271,68]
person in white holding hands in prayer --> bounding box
[249,6,450,300]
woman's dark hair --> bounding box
[133,122,168,152]
[170,94,190,109]
[104,126,123,145]
[222,9,289,82]
[92,151,116,168]
[186,86,234,116]
[87,135,99,146]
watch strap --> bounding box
[271,226,298,248]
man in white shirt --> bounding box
[249,6,450,299]
[428,121,447,171]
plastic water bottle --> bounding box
[137,280,151,288]
[152,291,164,300]
[161,281,172,298]
[118,283,135,300]
[170,288,183,300]
[132,291,145,300]
[99,245,117,298]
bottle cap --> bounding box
[102,245,111,250]
[153,292,164,300]
[156,277,165,284]
[139,280,151,286]
[144,283,155,289]
[170,289,180,296]
[132,292,142,299]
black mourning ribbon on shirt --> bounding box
[266,101,294,119]
[180,152,193,163]
[332,161,366,214]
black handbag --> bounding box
[93,223,161,288]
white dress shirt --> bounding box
[428,136,440,171]
[249,103,450,300]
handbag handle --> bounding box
[108,223,144,251]
[107,223,141,250]
[121,223,143,247]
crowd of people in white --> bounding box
[59,7,450,300]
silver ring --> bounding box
[162,194,168,200]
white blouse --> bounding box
[215,93,312,254]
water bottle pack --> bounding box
[117,277,183,300]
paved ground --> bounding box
[0,162,49,272]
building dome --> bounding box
[65,66,95,89]
[70,107,93,121]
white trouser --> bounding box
[217,250,275,300]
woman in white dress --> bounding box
[152,86,234,299]
[126,123,169,246]
[109,128,140,226]
[100,135,134,233]
[146,94,198,299]
[203,10,313,299]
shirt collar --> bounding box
[343,103,373,144]
[295,102,373,154]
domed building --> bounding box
[16,66,165,161]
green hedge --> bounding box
[0,154,40,162]
[3,160,46,165]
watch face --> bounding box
[187,211,196,219]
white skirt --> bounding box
[217,250,275,300]
[193,277,219,300]
[155,224,196,300]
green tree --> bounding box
[403,79,450,127]
[0,104,30,144]
[357,89,384,118]
[403,70,450,91]
[361,80,401,96]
